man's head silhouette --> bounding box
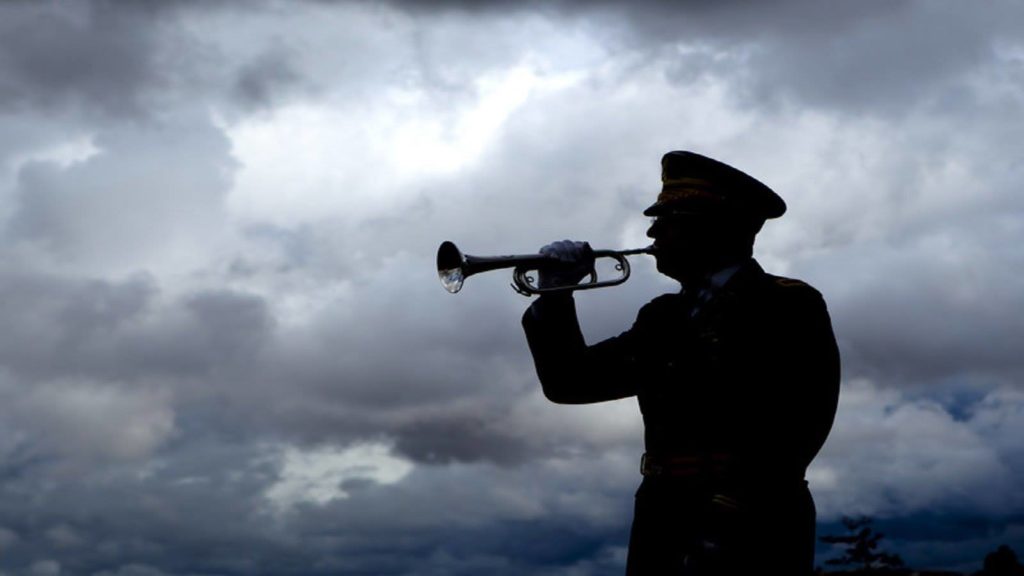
[643,151,783,283]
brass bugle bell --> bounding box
[436,240,654,296]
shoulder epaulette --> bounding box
[771,276,810,289]
[766,275,825,304]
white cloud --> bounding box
[265,442,414,512]
[811,379,1022,519]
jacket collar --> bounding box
[680,258,764,295]
[723,258,766,291]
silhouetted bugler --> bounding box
[513,150,840,575]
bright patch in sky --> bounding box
[390,65,541,175]
[13,135,100,170]
[225,65,570,227]
[265,442,413,512]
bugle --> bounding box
[436,240,654,296]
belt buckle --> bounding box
[640,453,663,476]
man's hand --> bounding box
[538,240,594,289]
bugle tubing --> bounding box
[436,240,654,296]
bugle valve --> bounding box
[436,240,654,296]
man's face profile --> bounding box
[647,213,713,281]
[646,212,755,282]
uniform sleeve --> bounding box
[753,285,841,471]
[521,294,647,404]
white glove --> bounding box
[537,240,594,289]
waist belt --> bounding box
[639,452,734,478]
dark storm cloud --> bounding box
[0,2,167,118]
[0,0,1022,573]
[785,117,1024,389]
[0,237,543,469]
[393,415,533,465]
[0,263,273,447]
[0,429,634,575]
[0,0,312,122]
[0,439,280,575]
[391,0,1022,115]
[824,239,1024,387]
[0,267,156,381]
[0,267,274,473]
[232,45,303,112]
[218,253,558,463]
[184,290,275,362]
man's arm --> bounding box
[747,283,841,472]
[521,294,643,404]
[783,288,841,467]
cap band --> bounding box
[654,187,722,206]
[661,177,715,189]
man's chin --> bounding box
[655,256,703,283]
[655,258,684,282]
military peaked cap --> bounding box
[643,151,786,219]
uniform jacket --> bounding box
[521,258,840,499]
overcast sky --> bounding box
[1,0,1023,574]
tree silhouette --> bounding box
[979,545,1024,576]
[820,516,905,573]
